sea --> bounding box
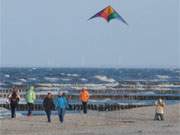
[0,68,180,117]
[0,67,180,88]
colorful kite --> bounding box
[88,5,128,25]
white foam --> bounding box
[80,78,88,82]
[0,82,6,86]
[28,78,37,81]
[60,73,65,76]
[61,78,71,81]
[4,74,10,78]
[139,91,155,95]
[0,107,11,118]
[36,83,109,90]
[156,75,170,79]
[175,69,180,73]
[19,78,27,82]
[0,107,23,119]
[12,82,23,85]
[44,77,59,82]
[67,74,79,77]
[94,75,116,83]
[0,98,8,104]
[157,84,180,88]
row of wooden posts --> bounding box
[0,103,148,112]
[0,88,179,112]
[0,88,179,100]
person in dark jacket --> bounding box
[8,88,20,118]
[43,92,54,122]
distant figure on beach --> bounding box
[43,92,54,123]
[25,86,36,116]
[154,98,165,121]
[8,87,20,118]
[55,92,68,123]
[80,87,90,114]
[67,95,72,110]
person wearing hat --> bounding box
[79,87,90,114]
[55,91,68,123]
[154,98,165,121]
[25,86,36,116]
[43,92,54,122]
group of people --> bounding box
[43,91,68,123]
[43,87,90,123]
[8,86,36,118]
[8,86,165,123]
[8,86,90,123]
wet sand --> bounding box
[0,104,180,135]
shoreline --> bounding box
[0,104,179,135]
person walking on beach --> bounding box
[80,87,89,114]
[154,98,165,121]
[43,92,54,122]
[55,92,68,123]
[8,88,20,118]
[25,86,36,116]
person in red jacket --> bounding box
[79,87,90,114]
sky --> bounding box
[0,0,179,68]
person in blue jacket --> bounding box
[55,92,68,123]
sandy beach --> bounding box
[0,104,179,135]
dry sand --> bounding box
[0,104,180,135]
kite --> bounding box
[88,5,128,25]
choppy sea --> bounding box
[0,68,180,118]
[0,68,180,88]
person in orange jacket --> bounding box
[80,87,89,114]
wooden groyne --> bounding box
[0,103,149,112]
[0,88,179,111]
[0,88,180,100]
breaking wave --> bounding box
[94,75,116,83]
[44,77,59,82]
[11,82,24,85]
[66,74,79,77]
[4,74,10,78]
[80,78,88,82]
[28,78,37,81]
[19,78,27,82]
[156,75,170,80]
[61,78,71,81]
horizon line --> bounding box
[0,66,179,69]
